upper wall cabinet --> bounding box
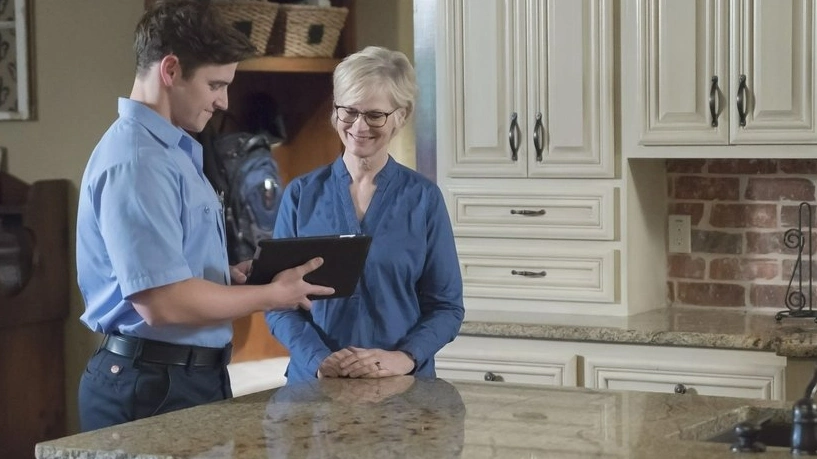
[439,0,614,179]
[622,0,817,158]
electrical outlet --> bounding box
[668,214,691,253]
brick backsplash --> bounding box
[667,159,817,310]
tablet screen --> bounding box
[246,234,372,299]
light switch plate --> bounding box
[668,214,691,253]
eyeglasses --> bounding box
[334,105,398,128]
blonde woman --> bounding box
[266,46,464,382]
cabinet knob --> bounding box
[484,371,504,382]
[674,383,688,394]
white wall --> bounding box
[355,0,415,168]
[0,0,413,435]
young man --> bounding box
[75,0,333,431]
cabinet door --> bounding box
[445,0,527,178]
[443,0,614,178]
[730,0,817,144]
[528,0,615,177]
[638,0,729,145]
[435,336,578,387]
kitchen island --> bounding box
[37,376,801,458]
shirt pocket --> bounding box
[186,202,219,238]
[183,201,227,272]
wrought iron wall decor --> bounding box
[776,202,815,321]
[0,0,30,120]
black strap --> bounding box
[101,334,230,367]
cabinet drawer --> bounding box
[445,184,617,240]
[436,336,578,387]
[584,346,786,400]
[436,360,574,387]
[588,367,780,400]
[456,238,618,303]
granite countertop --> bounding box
[461,307,817,358]
[37,377,799,459]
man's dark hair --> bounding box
[134,0,257,78]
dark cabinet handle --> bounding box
[511,270,547,278]
[533,112,544,162]
[736,74,748,127]
[674,383,688,394]
[709,76,719,127]
[509,112,521,161]
[510,209,546,216]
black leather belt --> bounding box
[101,333,231,367]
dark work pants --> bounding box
[78,348,232,432]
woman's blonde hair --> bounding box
[332,46,418,127]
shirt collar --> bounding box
[117,97,204,171]
[332,153,398,184]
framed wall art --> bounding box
[0,0,30,120]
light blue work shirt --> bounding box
[76,98,231,347]
[266,155,464,382]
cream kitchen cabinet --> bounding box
[438,0,614,178]
[623,0,817,158]
[437,336,789,401]
[456,237,618,310]
[435,0,624,316]
[435,336,578,387]
[583,343,787,401]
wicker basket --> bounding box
[213,1,280,54]
[267,4,349,58]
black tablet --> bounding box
[246,234,373,299]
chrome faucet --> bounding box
[791,367,817,454]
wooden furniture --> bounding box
[0,172,69,458]
[226,0,356,183]
[231,311,288,363]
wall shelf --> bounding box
[237,56,341,73]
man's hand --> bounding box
[267,257,334,311]
[230,260,253,284]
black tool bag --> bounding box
[200,106,285,264]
